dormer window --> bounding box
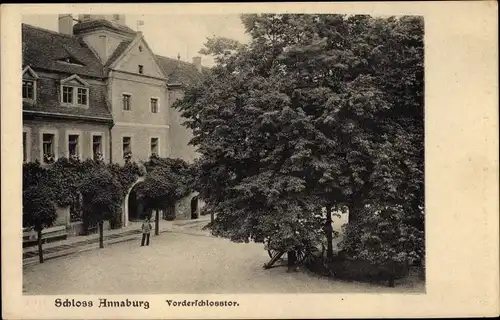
[22,80,35,100]
[22,66,39,102]
[57,56,84,67]
[60,74,90,107]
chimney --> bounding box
[58,14,74,36]
[192,56,202,73]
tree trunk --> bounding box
[155,209,160,236]
[210,211,214,224]
[37,229,44,263]
[325,204,333,259]
[98,220,104,249]
[348,201,363,225]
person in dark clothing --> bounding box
[141,218,152,246]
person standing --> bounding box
[141,217,152,246]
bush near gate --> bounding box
[80,164,123,248]
[136,155,195,219]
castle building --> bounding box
[22,14,203,234]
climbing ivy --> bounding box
[136,155,196,216]
[23,157,194,220]
[22,158,145,216]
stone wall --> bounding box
[174,194,192,220]
[174,192,203,220]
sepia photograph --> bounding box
[20,12,425,295]
[1,2,498,319]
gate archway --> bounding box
[128,182,146,222]
[122,177,145,227]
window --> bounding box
[122,94,131,111]
[77,88,88,105]
[23,132,27,162]
[22,80,35,100]
[61,84,89,106]
[92,135,103,160]
[123,137,131,160]
[62,86,74,104]
[22,66,39,101]
[139,45,143,52]
[82,14,91,21]
[150,98,159,113]
[42,133,55,163]
[150,138,159,156]
[138,65,144,74]
[68,134,80,159]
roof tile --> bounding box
[22,24,105,78]
[155,55,204,86]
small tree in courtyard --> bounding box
[23,185,57,263]
[139,156,193,234]
[80,165,123,248]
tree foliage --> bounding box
[23,158,145,232]
[23,185,57,232]
[174,14,424,260]
[137,156,194,212]
[79,164,123,223]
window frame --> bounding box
[60,74,90,107]
[23,127,32,163]
[150,97,160,114]
[22,79,36,100]
[122,135,133,160]
[149,136,160,157]
[91,132,105,161]
[39,129,58,164]
[122,93,132,111]
[65,130,83,160]
[22,66,39,102]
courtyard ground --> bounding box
[23,225,425,294]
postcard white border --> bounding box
[2,2,499,319]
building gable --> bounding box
[22,66,39,80]
[110,34,166,80]
[60,74,89,87]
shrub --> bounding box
[340,204,424,266]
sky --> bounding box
[22,14,251,67]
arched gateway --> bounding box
[122,177,145,227]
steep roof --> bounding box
[73,20,136,37]
[22,24,105,78]
[22,76,113,123]
[155,55,204,86]
[22,24,112,123]
[105,40,132,67]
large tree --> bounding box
[174,14,424,264]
